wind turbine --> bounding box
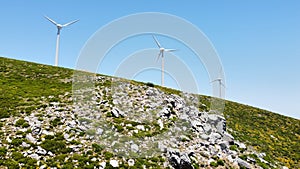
[45,16,79,66]
[211,78,225,98]
[152,35,176,86]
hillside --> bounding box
[0,56,299,169]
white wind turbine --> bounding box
[45,16,79,66]
[211,78,225,98]
[152,35,176,86]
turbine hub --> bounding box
[160,48,165,51]
[57,24,63,29]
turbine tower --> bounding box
[211,78,225,98]
[45,16,79,66]
[152,35,176,86]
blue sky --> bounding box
[1,1,299,119]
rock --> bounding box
[64,133,70,140]
[209,133,222,143]
[223,132,234,144]
[281,166,289,169]
[77,125,87,131]
[237,158,251,169]
[36,146,47,155]
[168,151,194,169]
[236,142,246,149]
[67,120,77,128]
[96,128,103,135]
[202,123,212,134]
[42,130,54,136]
[160,107,171,117]
[216,121,225,134]
[146,89,155,96]
[40,164,47,169]
[47,151,54,156]
[32,126,41,135]
[21,142,30,148]
[99,161,106,169]
[6,137,12,143]
[247,156,256,163]
[136,125,145,131]
[169,153,181,169]
[29,153,40,160]
[131,144,139,152]
[219,141,228,151]
[180,153,193,169]
[110,159,119,167]
[111,107,124,118]
[26,133,36,144]
[158,119,164,130]
[128,159,135,166]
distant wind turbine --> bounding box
[152,35,176,86]
[211,78,225,98]
[45,16,79,66]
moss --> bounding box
[103,151,114,159]
[41,139,70,154]
[0,147,7,157]
[50,118,63,127]
[86,129,96,136]
[210,161,218,167]
[15,118,26,127]
[92,143,104,152]
[217,159,224,166]
[11,138,24,146]
[230,145,238,151]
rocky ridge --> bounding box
[0,75,276,168]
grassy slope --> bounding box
[0,57,299,168]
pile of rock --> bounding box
[0,75,273,168]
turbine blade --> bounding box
[210,79,218,83]
[221,82,226,88]
[152,35,161,48]
[165,49,177,52]
[63,19,79,27]
[44,16,57,25]
[156,52,162,62]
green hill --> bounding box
[0,56,299,169]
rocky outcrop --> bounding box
[0,76,275,168]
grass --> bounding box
[224,100,300,168]
[0,56,299,168]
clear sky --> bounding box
[1,1,299,119]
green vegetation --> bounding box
[0,57,73,118]
[224,100,300,168]
[0,57,299,168]
[50,117,63,127]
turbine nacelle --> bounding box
[152,35,177,86]
[45,16,79,33]
[45,15,79,66]
[56,24,63,29]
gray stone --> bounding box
[110,160,119,167]
[21,142,30,148]
[32,126,41,135]
[29,153,40,160]
[237,158,252,169]
[131,144,139,152]
[202,123,212,134]
[96,128,103,135]
[209,133,222,143]
[26,133,36,144]
[36,146,47,155]
[180,153,193,169]
[111,107,124,117]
